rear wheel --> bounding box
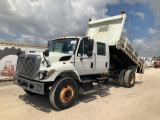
[124,70,135,88]
[49,77,78,110]
[119,69,126,87]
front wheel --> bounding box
[49,77,78,110]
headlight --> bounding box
[38,70,55,80]
[39,73,45,80]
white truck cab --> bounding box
[14,12,144,110]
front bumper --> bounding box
[13,76,45,95]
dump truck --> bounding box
[13,11,144,110]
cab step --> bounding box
[96,77,110,81]
[80,77,110,93]
[81,79,97,83]
[81,77,109,83]
[96,77,109,90]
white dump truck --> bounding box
[13,11,144,110]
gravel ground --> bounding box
[0,81,14,87]
[0,67,160,120]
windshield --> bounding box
[48,38,79,54]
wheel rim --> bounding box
[130,74,135,85]
[60,85,74,103]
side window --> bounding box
[77,39,89,55]
[97,42,106,56]
[48,41,52,48]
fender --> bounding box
[37,62,81,82]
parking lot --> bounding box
[0,67,160,120]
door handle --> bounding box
[91,62,93,68]
[106,62,108,68]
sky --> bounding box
[0,0,160,57]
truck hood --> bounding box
[32,52,73,67]
[46,52,72,62]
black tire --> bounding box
[124,70,135,88]
[119,69,126,87]
[23,89,37,95]
[49,77,78,110]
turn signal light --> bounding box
[121,10,125,14]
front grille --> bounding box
[16,54,41,78]
[17,57,35,76]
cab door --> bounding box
[74,38,95,75]
[93,42,109,74]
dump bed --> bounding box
[86,14,144,73]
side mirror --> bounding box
[17,49,22,56]
[87,51,93,57]
[43,49,49,57]
[87,38,94,57]
[88,39,94,51]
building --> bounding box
[0,41,47,80]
